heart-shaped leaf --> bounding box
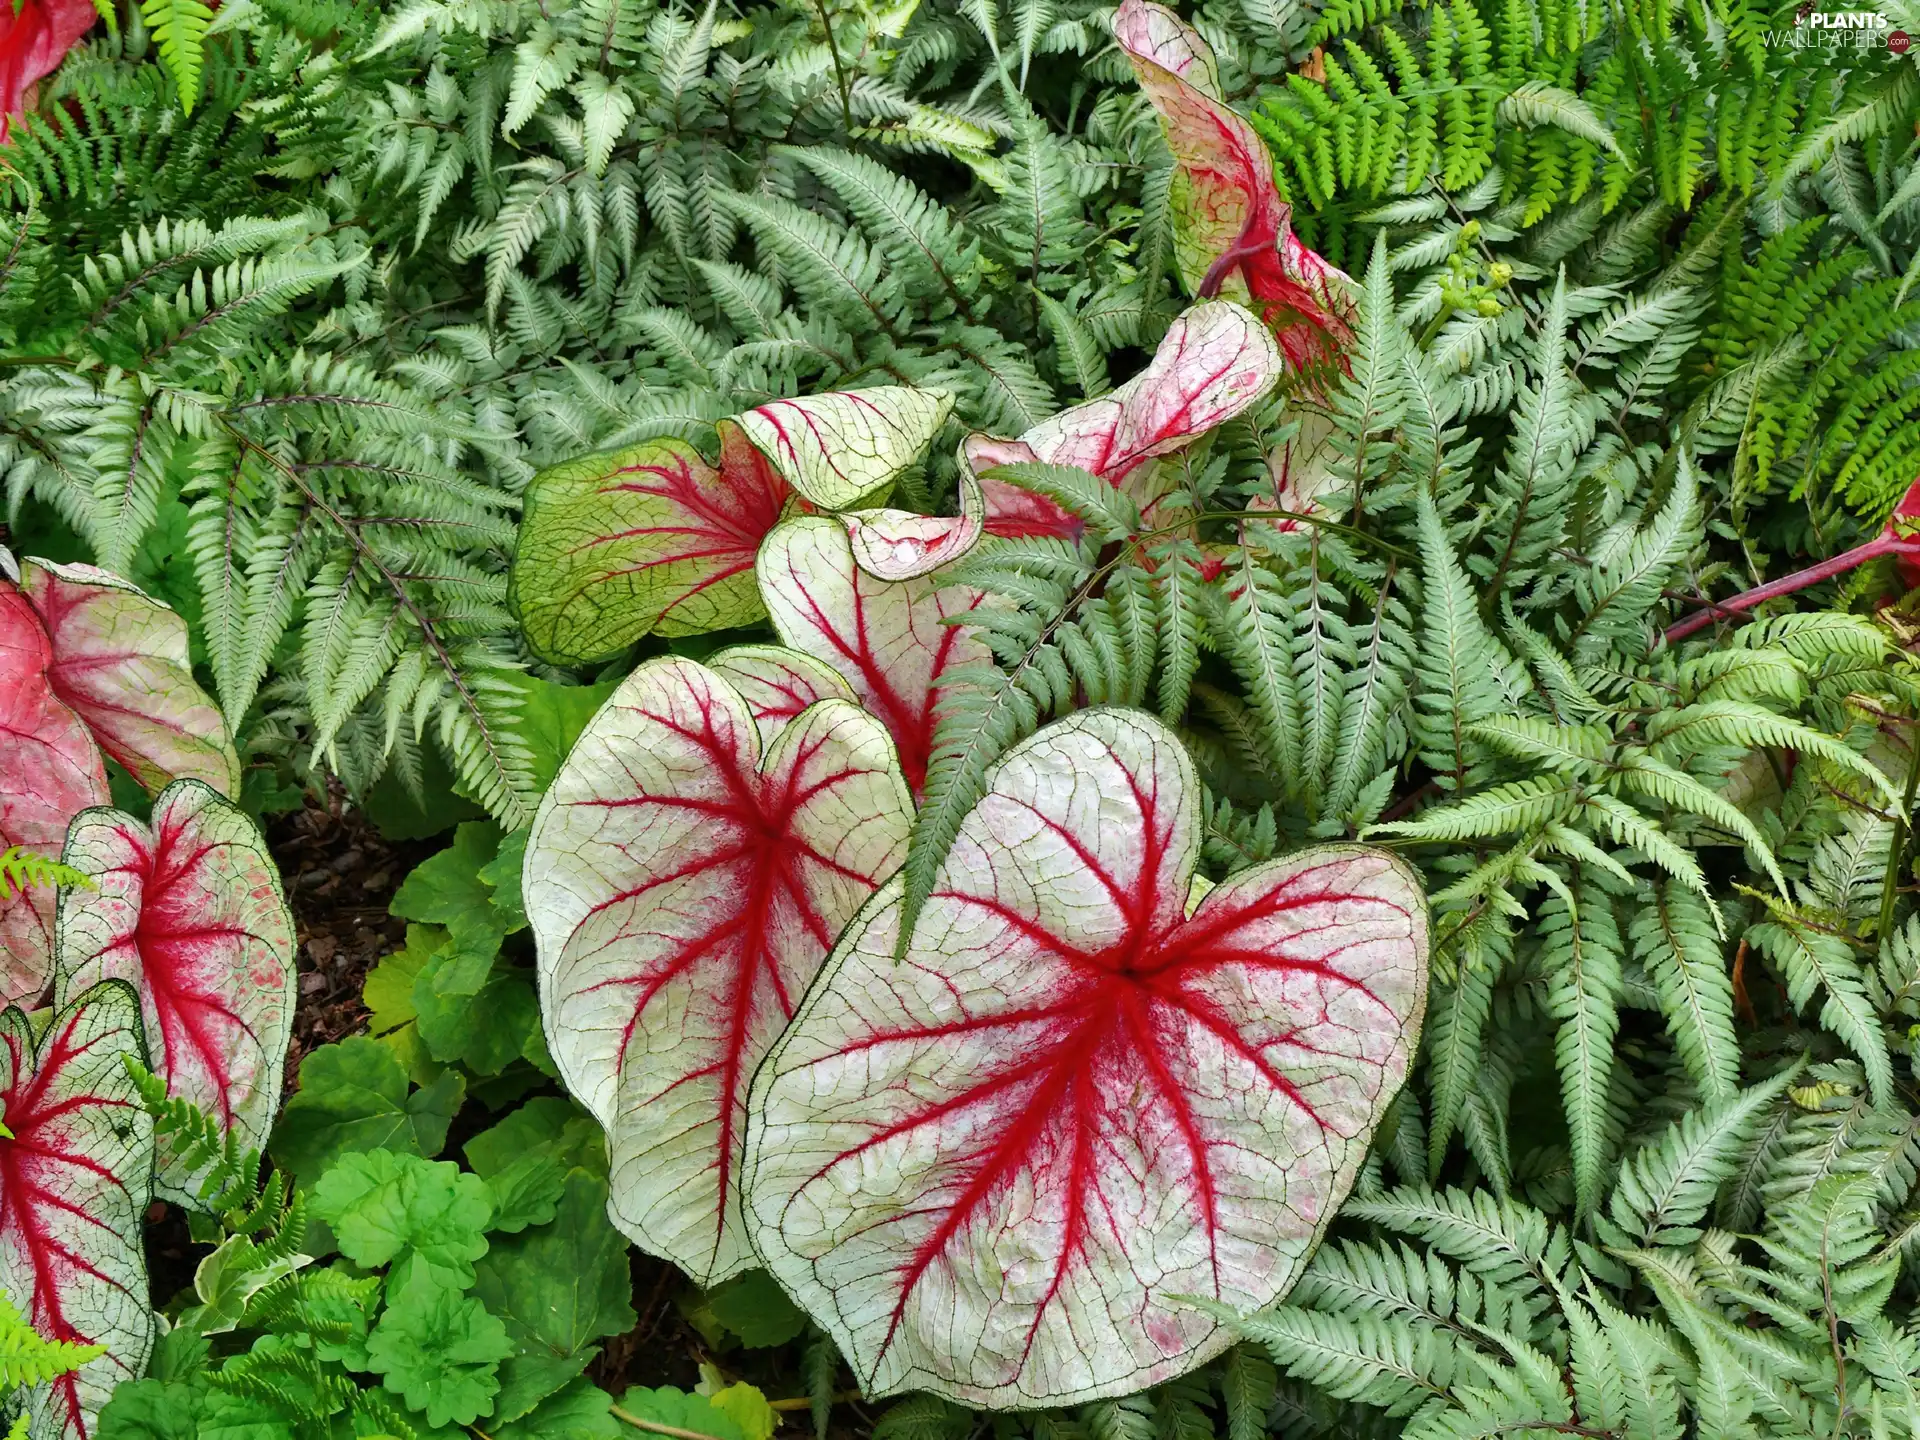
[1112,0,1354,372]
[756,517,989,797]
[734,388,953,511]
[964,302,1283,523]
[54,780,296,1204]
[21,559,238,798]
[524,656,914,1285]
[0,584,108,1002]
[703,645,855,746]
[510,429,791,666]
[744,710,1428,1408]
[0,980,154,1440]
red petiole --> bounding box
[1664,482,1920,645]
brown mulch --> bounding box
[268,797,437,1089]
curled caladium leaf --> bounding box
[735,388,954,511]
[524,655,914,1285]
[1112,0,1354,372]
[963,302,1284,529]
[0,980,153,1440]
[743,710,1428,1408]
[19,559,239,798]
[510,427,791,666]
[841,469,985,581]
[54,780,296,1204]
[757,517,989,797]
[0,584,109,1002]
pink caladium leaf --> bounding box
[510,429,792,666]
[524,655,914,1285]
[735,388,954,512]
[841,469,986,581]
[964,302,1283,527]
[962,437,1085,542]
[0,980,154,1440]
[1248,409,1341,535]
[1112,0,1354,372]
[756,517,990,797]
[0,0,98,139]
[0,583,109,1003]
[743,710,1428,1408]
[20,558,238,798]
[54,780,296,1205]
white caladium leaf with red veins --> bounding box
[524,656,914,1285]
[1112,0,1354,372]
[842,469,986,581]
[510,429,791,665]
[703,645,855,747]
[1246,410,1341,536]
[53,780,295,1204]
[756,517,989,798]
[743,710,1428,1408]
[0,980,154,1440]
[735,388,954,512]
[20,559,239,798]
[963,303,1283,523]
[0,585,109,1003]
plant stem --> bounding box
[770,1393,861,1411]
[1197,222,1268,299]
[813,0,854,137]
[1664,534,1917,644]
[610,1408,736,1440]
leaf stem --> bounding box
[610,1409,735,1440]
[769,1393,861,1411]
[813,0,854,137]
[1664,533,1919,644]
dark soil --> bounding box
[270,796,436,1089]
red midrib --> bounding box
[587,699,847,1268]
[0,1021,126,1439]
[706,811,801,1263]
[140,934,249,1128]
[875,996,1113,1366]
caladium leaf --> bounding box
[20,559,239,798]
[756,517,989,797]
[743,710,1428,1408]
[734,388,954,512]
[0,584,108,1003]
[1112,0,1354,371]
[703,645,855,746]
[842,469,985,581]
[510,429,791,666]
[963,438,1085,543]
[524,656,914,1285]
[53,780,296,1204]
[964,302,1283,523]
[0,980,154,1440]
